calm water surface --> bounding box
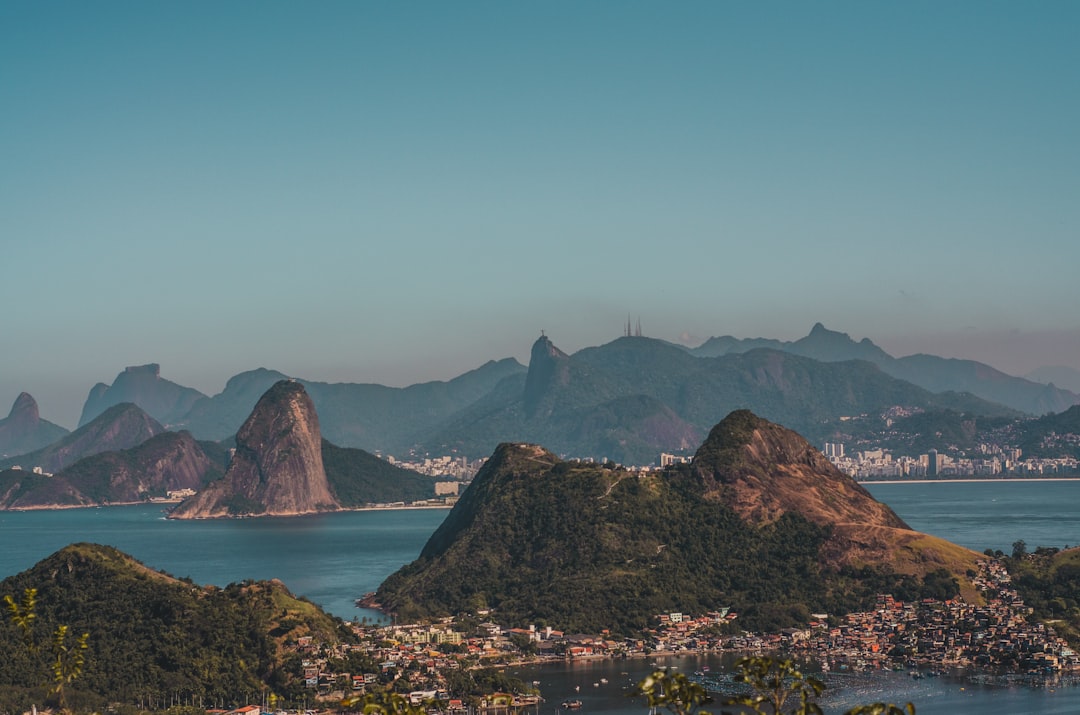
[0,505,448,622]
[3,481,1080,713]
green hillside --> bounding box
[322,439,435,505]
[0,544,355,713]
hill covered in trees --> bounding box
[377,411,979,633]
[0,544,355,714]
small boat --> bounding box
[599,678,608,684]
[561,700,582,709]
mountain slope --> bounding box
[170,381,338,519]
[692,323,1079,415]
[78,364,206,427]
[419,334,1014,463]
[0,403,165,474]
[376,411,980,633]
[0,432,222,509]
[322,440,435,505]
[0,393,69,457]
[0,544,353,711]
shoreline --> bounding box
[0,501,454,515]
[860,477,1080,485]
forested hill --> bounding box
[323,439,435,505]
[0,544,355,713]
[376,411,980,634]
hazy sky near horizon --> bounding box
[3,1,1079,429]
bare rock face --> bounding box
[170,380,339,519]
[691,409,909,530]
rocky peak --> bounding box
[522,334,569,417]
[691,410,908,530]
[9,393,39,422]
[124,363,161,377]
[0,392,71,458]
[78,364,206,428]
[169,380,339,519]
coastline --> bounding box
[860,477,1080,485]
[1,500,454,514]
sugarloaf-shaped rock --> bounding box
[0,392,69,457]
[170,380,339,518]
[376,411,980,633]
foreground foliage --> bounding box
[0,544,354,714]
[633,658,914,715]
[4,587,89,714]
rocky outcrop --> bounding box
[0,393,69,457]
[691,409,909,530]
[522,334,570,418]
[170,381,339,519]
[78,363,206,427]
[0,403,165,474]
[0,431,220,509]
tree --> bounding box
[4,587,89,715]
[1012,540,1028,560]
[341,688,429,715]
[632,659,915,715]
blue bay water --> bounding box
[3,480,1080,713]
[0,505,448,622]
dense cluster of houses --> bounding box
[787,560,1079,672]
[268,560,1076,714]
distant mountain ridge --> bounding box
[1026,365,1080,394]
[56,324,1073,465]
[692,323,1079,415]
[417,334,1014,463]
[0,393,69,457]
[79,363,206,427]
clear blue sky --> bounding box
[3,1,1079,429]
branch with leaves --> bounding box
[4,587,90,715]
[632,658,915,715]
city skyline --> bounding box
[3,1,1078,428]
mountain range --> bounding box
[693,323,1077,416]
[0,381,435,512]
[8,324,1080,467]
[0,403,166,474]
